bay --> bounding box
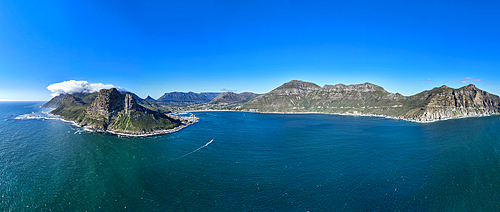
[1,102,500,211]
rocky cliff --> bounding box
[51,88,182,135]
[241,80,500,122]
[396,84,500,121]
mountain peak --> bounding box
[145,95,156,102]
[454,84,478,91]
[466,84,477,88]
[277,80,321,90]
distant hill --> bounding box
[202,92,222,100]
[241,80,500,122]
[184,92,261,111]
[51,88,183,135]
[209,92,261,104]
[145,95,156,102]
[156,92,221,106]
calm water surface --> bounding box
[1,102,500,211]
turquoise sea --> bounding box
[2,102,500,211]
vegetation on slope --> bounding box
[50,88,181,134]
[241,80,500,121]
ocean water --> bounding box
[2,102,500,211]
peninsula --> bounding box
[49,88,197,136]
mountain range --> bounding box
[209,92,261,104]
[241,80,500,122]
[44,80,500,127]
[155,92,221,106]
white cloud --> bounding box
[47,80,123,97]
[422,79,431,81]
[459,77,482,84]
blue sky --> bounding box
[1,1,500,101]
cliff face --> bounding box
[51,88,181,134]
[82,88,124,122]
[398,84,500,121]
[242,80,500,122]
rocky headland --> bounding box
[50,88,196,136]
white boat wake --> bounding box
[172,139,214,160]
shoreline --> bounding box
[183,109,499,123]
[52,115,198,137]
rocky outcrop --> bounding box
[397,84,500,122]
[124,94,139,113]
[82,88,123,121]
[241,80,500,122]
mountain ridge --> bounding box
[209,92,261,104]
[156,92,221,106]
[241,80,500,122]
[44,80,500,123]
